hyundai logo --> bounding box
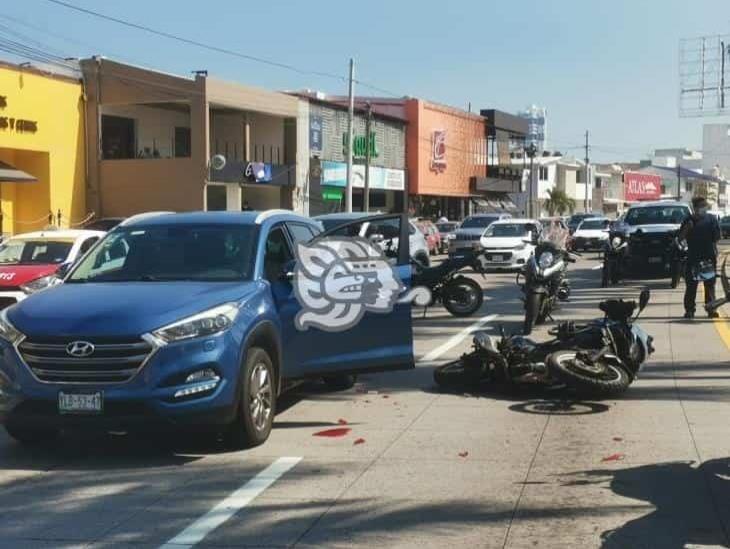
[66,341,95,358]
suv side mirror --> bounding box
[56,262,73,279]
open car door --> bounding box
[283,213,414,378]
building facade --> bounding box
[81,58,307,217]
[405,99,487,220]
[0,62,86,236]
[293,92,407,216]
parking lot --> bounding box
[2,248,730,549]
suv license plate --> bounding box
[58,392,103,414]
[491,255,504,262]
[648,257,662,264]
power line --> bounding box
[43,0,347,83]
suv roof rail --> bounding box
[255,209,294,224]
[120,211,175,226]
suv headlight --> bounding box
[0,309,23,345]
[151,303,239,344]
[20,274,62,295]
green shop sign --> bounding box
[342,132,378,159]
[322,186,344,201]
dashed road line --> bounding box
[158,456,301,549]
[419,313,498,363]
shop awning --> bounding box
[0,161,37,183]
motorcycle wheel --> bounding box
[523,292,541,335]
[547,350,631,396]
[433,358,482,389]
[443,278,483,317]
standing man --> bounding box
[679,196,721,319]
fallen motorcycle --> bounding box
[518,241,576,335]
[434,289,654,396]
[412,249,487,317]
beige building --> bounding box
[81,58,309,217]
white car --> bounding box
[479,219,542,270]
[314,213,431,266]
[0,229,106,309]
[571,217,610,251]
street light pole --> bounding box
[345,58,355,213]
[526,143,537,218]
[584,130,590,213]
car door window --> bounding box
[319,214,410,266]
[286,222,317,244]
[264,227,294,282]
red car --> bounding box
[414,220,442,256]
[0,229,105,309]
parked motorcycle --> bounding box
[434,289,654,396]
[669,235,688,289]
[412,249,487,317]
[602,233,627,287]
[518,241,576,335]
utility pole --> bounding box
[584,131,590,212]
[345,58,355,213]
[363,102,373,212]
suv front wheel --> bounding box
[224,347,276,449]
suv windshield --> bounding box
[460,216,499,229]
[68,225,257,283]
[484,223,530,237]
[0,239,73,265]
[624,206,689,226]
[568,214,596,225]
[579,219,609,230]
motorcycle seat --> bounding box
[599,299,636,321]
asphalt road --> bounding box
[2,250,730,548]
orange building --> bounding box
[404,99,487,219]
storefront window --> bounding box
[206,185,227,211]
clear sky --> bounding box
[4,0,730,162]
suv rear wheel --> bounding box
[224,347,276,449]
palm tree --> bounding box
[543,188,575,216]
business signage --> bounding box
[624,172,661,202]
[342,132,379,159]
[431,130,446,172]
[309,115,323,154]
[0,95,38,133]
[321,160,404,191]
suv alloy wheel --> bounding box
[225,346,276,449]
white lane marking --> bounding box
[592,264,603,270]
[159,456,301,549]
[419,313,499,363]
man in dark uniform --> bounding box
[678,196,720,319]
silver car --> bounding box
[449,213,512,255]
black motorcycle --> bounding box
[669,235,688,289]
[518,241,575,335]
[434,289,654,396]
[411,249,487,317]
[602,232,627,287]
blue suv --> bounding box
[0,211,414,448]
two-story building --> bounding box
[80,58,308,217]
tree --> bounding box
[544,188,575,216]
